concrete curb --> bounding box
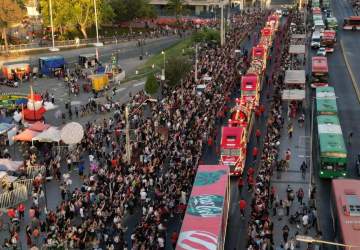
[339,40,360,104]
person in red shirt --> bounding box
[255,108,261,120]
[171,231,179,249]
[247,175,255,192]
[259,104,265,116]
[207,137,213,148]
[238,177,244,192]
[255,129,261,144]
[252,147,258,161]
[239,199,247,217]
[247,167,255,177]
[17,203,25,219]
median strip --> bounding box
[339,40,360,104]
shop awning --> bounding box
[291,34,306,39]
[0,123,15,135]
[32,126,61,143]
[282,89,306,100]
[28,121,50,132]
[289,44,306,54]
[284,70,306,85]
[13,129,39,142]
[0,159,23,172]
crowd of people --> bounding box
[246,9,320,250]
[1,8,272,250]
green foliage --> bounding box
[167,0,187,19]
[145,74,159,95]
[191,28,220,44]
[39,0,114,39]
[110,0,156,23]
[166,56,191,87]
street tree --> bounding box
[166,55,191,87]
[0,0,25,53]
[39,0,114,39]
[145,74,159,95]
[167,0,187,19]
[111,0,156,31]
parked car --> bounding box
[317,47,327,56]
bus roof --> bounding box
[241,74,258,91]
[316,98,338,114]
[176,165,229,250]
[322,30,336,38]
[261,28,272,37]
[312,56,328,73]
[317,115,347,157]
[332,179,360,248]
[316,86,336,98]
[221,126,244,148]
[252,46,266,58]
[347,16,360,21]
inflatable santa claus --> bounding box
[22,87,46,121]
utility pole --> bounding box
[220,2,224,46]
[195,44,198,82]
[125,105,131,164]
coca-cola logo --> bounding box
[187,195,224,217]
[177,230,217,250]
[194,170,226,186]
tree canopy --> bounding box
[111,0,156,23]
[0,0,25,52]
[39,0,114,39]
[167,0,187,19]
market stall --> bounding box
[2,63,31,81]
[284,70,306,87]
[87,74,109,92]
[32,126,61,143]
[13,129,39,142]
[39,56,65,77]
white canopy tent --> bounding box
[284,70,306,85]
[289,45,306,54]
[32,126,61,143]
[282,89,306,100]
[291,34,306,39]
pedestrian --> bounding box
[17,203,25,219]
[296,187,304,205]
[270,186,276,207]
[288,122,293,138]
[238,177,244,193]
[284,198,291,216]
[302,213,309,234]
[75,106,79,118]
[171,232,178,249]
[348,131,353,145]
[252,146,259,161]
[282,224,290,242]
[247,175,255,192]
[285,149,291,170]
[78,161,84,179]
[300,161,307,178]
[51,94,55,104]
[239,199,247,217]
[255,129,261,144]
[298,113,305,127]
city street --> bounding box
[312,0,360,247]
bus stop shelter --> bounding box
[284,70,306,86]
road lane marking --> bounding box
[134,81,145,87]
[340,40,360,104]
[115,87,126,93]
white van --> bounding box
[311,31,321,48]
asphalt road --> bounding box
[311,0,360,248]
[0,35,182,71]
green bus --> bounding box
[312,0,320,8]
[326,17,338,30]
[322,0,330,9]
[316,87,337,115]
[316,115,347,178]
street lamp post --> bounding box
[220,2,224,46]
[48,0,59,52]
[296,235,360,249]
[195,44,198,82]
[93,0,103,47]
[161,51,166,81]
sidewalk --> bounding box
[270,107,317,249]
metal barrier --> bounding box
[0,185,27,209]
[26,165,46,178]
[13,179,34,195]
